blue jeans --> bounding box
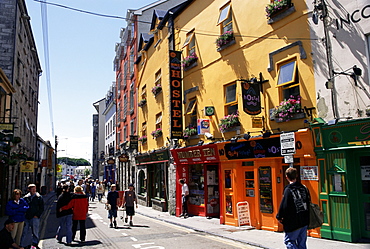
[284,226,308,249]
[56,214,73,243]
[20,217,40,247]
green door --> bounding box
[357,155,370,240]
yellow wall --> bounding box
[137,26,171,152]
[174,0,316,145]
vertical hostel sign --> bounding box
[242,81,261,115]
[169,51,183,139]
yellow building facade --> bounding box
[169,0,320,236]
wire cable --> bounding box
[40,0,55,137]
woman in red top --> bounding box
[60,186,88,243]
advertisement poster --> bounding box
[197,119,210,135]
[300,166,319,181]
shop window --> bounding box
[154,164,165,199]
[259,167,273,213]
[277,59,300,100]
[224,83,238,115]
[217,2,233,34]
[138,170,146,195]
[225,170,232,189]
[245,171,255,197]
[189,164,205,206]
[226,195,233,214]
[360,156,370,194]
[183,31,196,56]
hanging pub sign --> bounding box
[197,119,210,135]
[130,135,138,150]
[242,81,261,115]
[169,51,183,139]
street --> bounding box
[39,196,260,249]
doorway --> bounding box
[357,155,370,240]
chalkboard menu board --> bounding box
[259,167,273,213]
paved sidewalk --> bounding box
[135,205,369,249]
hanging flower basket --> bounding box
[272,95,303,122]
[216,31,235,49]
[138,136,147,144]
[219,111,240,133]
[183,125,197,139]
[138,98,147,108]
[151,128,163,138]
[152,84,162,96]
[182,52,198,69]
[265,0,292,19]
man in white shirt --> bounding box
[179,179,189,218]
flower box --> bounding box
[272,95,304,122]
[219,111,240,133]
[152,84,162,96]
[265,0,292,19]
[216,31,235,51]
[183,126,197,139]
[151,128,163,138]
[138,136,147,143]
[138,98,147,108]
[182,53,198,71]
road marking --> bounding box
[130,237,138,241]
[132,243,154,248]
[121,233,128,236]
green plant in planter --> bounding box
[216,31,234,49]
[138,98,147,108]
[152,84,162,96]
[138,136,147,143]
[183,125,197,139]
[272,95,302,122]
[219,111,240,133]
[181,52,198,68]
[151,128,163,138]
[265,0,291,18]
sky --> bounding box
[26,0,155,162]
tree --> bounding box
[84,168,91,177]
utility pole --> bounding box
[55,135,58,190]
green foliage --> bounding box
[58,157,91,166]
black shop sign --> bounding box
[242,82,261,115]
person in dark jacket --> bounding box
[56,184,73,245]
[60,186,89,243]
[0,218,24,249]
[276,167,310,249]
[20,184,44,249]
[5,189,29,246]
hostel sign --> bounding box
[169,51,183,138]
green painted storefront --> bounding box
[311,118,370,242]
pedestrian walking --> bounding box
[85,182,91,201]
[122,183,138,226]
[0,218,24,249]
[20,184,44,249]
[107,184,120,228]
[5,189,29,246]
[56,182,63,198]
[56,184,73,246]
[276,167,310,249]
[90,182,96,201]
[60,186,89,243]
[96,181,105,202]
[179,179,189,218]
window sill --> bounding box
[274,112,306,123]
[221,125,241,133]
[267,6,296,24]
[217,39,236,52]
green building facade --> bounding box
[311,118,370,242]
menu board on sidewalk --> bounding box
[259,167,273,213]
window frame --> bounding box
[155,112,162,130]
[276,59,297,87]
[224,82,238,115]
[155,69,162,86]
[185,98,197,115]
[183,31,196,56]
[217,2,231,25]
[276,57,300,100]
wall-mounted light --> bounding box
[230,137,238,143]
[243,132,251,140]
[198,140,204,146]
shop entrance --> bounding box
[357,155,370,240]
